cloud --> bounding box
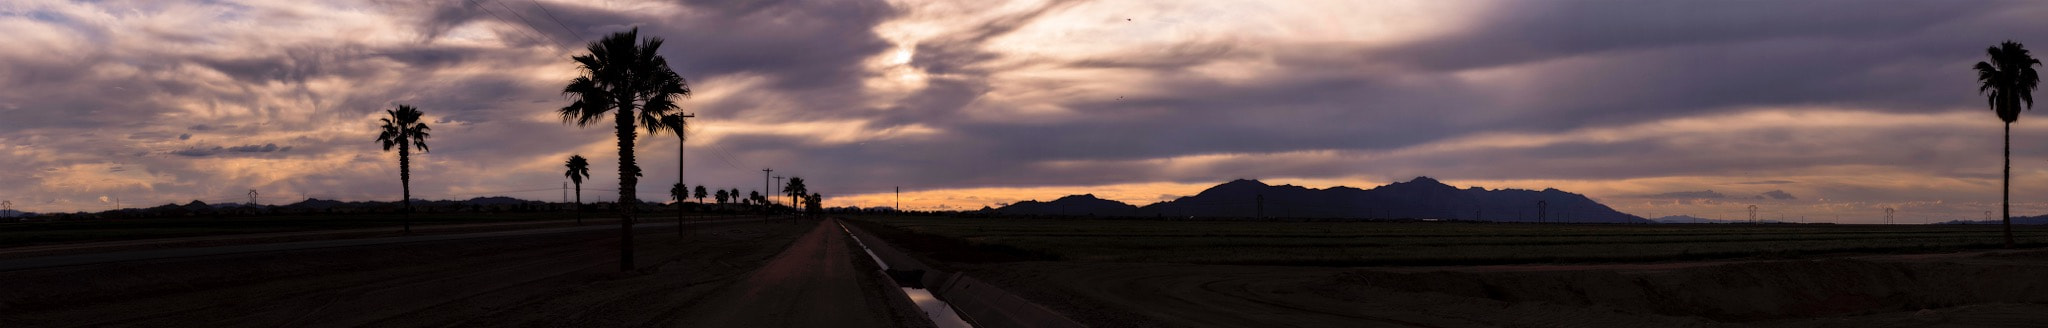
[169,144,288,157]
[1735,180,1796,185]
[1646,190,1728,199]
[0,0,2044,224]
[1761,190,1797,200]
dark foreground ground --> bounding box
[852,216,2048,327]
[0,218,918,327]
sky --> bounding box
[2,0,2047,223]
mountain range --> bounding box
[994,177,1651,223]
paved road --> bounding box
[674,218,897,328]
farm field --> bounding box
[850,216,2048,327]
[0,211,738,249]
[853,216,2048,266]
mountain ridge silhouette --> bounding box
[996,177,1651,223]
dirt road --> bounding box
[672,218,901,328]
[0,218,831,327]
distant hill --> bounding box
[996,194,1139,217]
[995,177,1651,223]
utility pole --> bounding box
[773,176,786,208]
[895,186,900,212]
[762,168,773,210]
[563,182,568,203]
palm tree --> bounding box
[749,191,763,210]
[694,185,708,204]
[559,28,690,271]
[671,183,686,203]
[1977,40,2042,248]
[658,113,692,232]
[565,154,591,225]
[715,189,729,205]
[783,177,808,212]
[806,192,822,216]
[376,104,431,233]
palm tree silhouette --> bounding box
[565,155,590,225]
[715,189,729,205]
[693,185,708,204]
[1976,40,2042,248]
[376,104,431,233]
[559,28,690,271]
[671,183,685,204]
[783,177,808,211]
[658,113,691,232]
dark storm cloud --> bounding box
[1762,190,1797,200]
[170,144,288,157]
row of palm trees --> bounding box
[377,28,798,271]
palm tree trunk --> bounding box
[400,147,411,234]
[574,182,582,225]
[2006,122,2015,248]
[616,105,637,272]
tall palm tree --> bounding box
[783,177,808,209]
[376,104,431,233]
[656,113,693,235]
[559,28,690,271]
[783,177,807,221]
[566,155,590,225]
[715,189,729,205]
[694,185,708,204]
[1977,40,2042,248]
[671,183,686,204]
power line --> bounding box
[463,0,553,51]
[489,0,569,50]
[528,0,580,41]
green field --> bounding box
[851,216,2048,266]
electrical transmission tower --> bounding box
[248,189,259,205]
[1748,204,1758,224]
[1536,200,1548,223]
[1885,207,1896,225]
[1,200,12,218]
